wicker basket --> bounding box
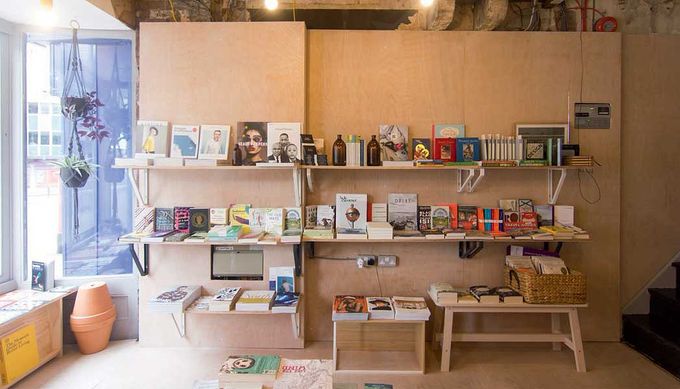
[504,266,586,304]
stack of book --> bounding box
[366,222,393,240]
[219,355,280,386]
[393,296,430,320]
[271,292,300,314]
[147,285,201,314]
[209,287,242,312]
[563,155,593,166]
[371,203,388,222]
[366,297,395,320]
[332,295,369,321]
[235,290,275,312]
[428,282,459,305]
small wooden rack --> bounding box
[333,319,426,375]
[429,290,588,373]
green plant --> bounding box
[50,156,99,177]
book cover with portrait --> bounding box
[267,122,301,164]
[237,122,267,166]
[198,124,230,160]
[136,120,169,157]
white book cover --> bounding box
[213,287,242,301]
[371,203,388,222]
[316,206,335,228]
[171,124,200,158]
[366,297,395,319]
[379,124,409,161]
[273,359,333,389]
[266,123,302,164]
[387,193,418,231]
[266,208,285,236]
[269,266,295,293]
[198,125,231,160]
[248,208,269,233]
[235,290,275,311]
[137,120,170,157]
[554,205,574,226]
[148,285,201,314]
[210,208,228,225]
[393,296,431,320]
[335,194,367,233]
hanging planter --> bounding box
[56,21,109,237]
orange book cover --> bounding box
[333,295,367,314]
[448,203,458,229]
[477,208,485,231]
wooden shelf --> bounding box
[304,165,585,171]
[124,240,299,246]
[112,165,296,170]
[302,237,591,243]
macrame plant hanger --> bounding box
[61,21,87,237]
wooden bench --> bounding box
[429,290,588,373]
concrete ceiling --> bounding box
[0,0,130,30]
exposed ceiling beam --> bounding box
[398,0,456,30]
[473,0,507,30]
[246,0,423,10]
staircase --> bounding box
[623,262,680,378]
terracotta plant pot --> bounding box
[70,282,116,355]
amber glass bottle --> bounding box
[232,144,243,166]
[367,135,381,166]
[332,135,346,166]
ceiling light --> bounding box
[421,0,435,6]
[40,0,53,10]
[265,0,279,10]
[37,0,57,27]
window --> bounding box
[25,36,134,276]
[0,31,11,285]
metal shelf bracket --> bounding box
[129,244,149,276]
[457,168,484,193]
[459,241,484,259]
[127,168,149,206]
[171,313,186,337]
[306,168,314,192]
[548,168,567,205]
[293,168,303,206]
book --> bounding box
[305,206,318,229]
[174,207,191,233]
[273,359,333,389]
[417,205,431,231]
[504,211,538,231]
[430,206,450,231]
[134,206,155,233]
[269,266,295,293]
[148,285,201,314]
[433,124,464,162]
[267,123,302,164]
[428,282,458,305]
[302,228,334,240]
[209,287,243,312]
[518,199,534,213]
[447,203,458,229]
[185,159,231,166]
[456,138,481,162]
[387,193,418,231]
[499,199,518,212]
[155,208,175,232]
[366,297,395,320]
[164,231,190,242]
[535,205,554,227]
[31,261,54,292]
[371,203,387,223]
[457,206,478,230]
[185,232,207,243]
[364,385,393,389]
[235,290,275,311]
[316,205,335,229]
[210,208,228,225]
[335,194,368,236]
[171,124,200,158]
[393,230,424,239]
[266,208,285,236]
[137,120,170,157]
[219,355,280,384]
[281,208,303,243]
[469,285,500,304]
[230,204,252,233]
[433,124,465,139]
[412,138,431,160]
[140,230,176,243]
[554,205,574,226]
[332,295,369,321]
[271,292,300,314]
[379,124,409,161]
[237,122,268,166]
[494,287,524,304]
[188,296,212,312]
[0,324,39,385]
[248,208,268,233]
[237,231,265,244]
[198,125,230,160]
[366,222,393,240]
[392,296,430,320]
[189,208,210,234]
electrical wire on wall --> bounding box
[168,0,178,22]
[578,167,602,204]
[374,266,383,297]
[524,0,541,31]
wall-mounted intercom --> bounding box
[575,103,611,129]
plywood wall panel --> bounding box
[138,22,306,348]
[307,30,621,341]
[621,35,680,305]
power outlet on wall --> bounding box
[378,255,397,267]
[356,255,376,268]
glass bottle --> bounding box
[366,135,381,166]
[232,144,242,166]
[332,135,346,166]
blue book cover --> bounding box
[456,138,481,162]
[360,139,365,166]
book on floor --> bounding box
[273,359,333,389]
[219,355,280,384]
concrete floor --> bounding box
[13,341,680,389]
